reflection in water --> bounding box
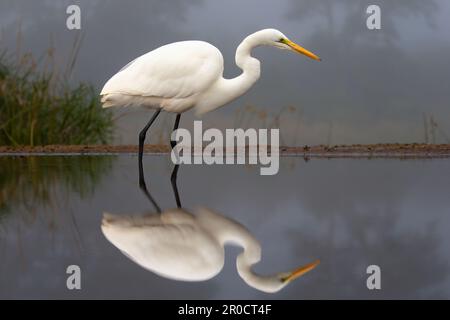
[0,156,114,218]
[101,165,319,293]
[1,156,450,298]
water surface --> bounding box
[1,155,449,299]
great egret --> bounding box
[101,207,319,293]
[100,28,320,167]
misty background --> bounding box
[1,0,449,145]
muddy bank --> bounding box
[1,143,450,158]
[280,143,450,157]
[0,144,169,154]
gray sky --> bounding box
[1,0,449,145]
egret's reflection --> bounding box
[101,165,319,293]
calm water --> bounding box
[1,155,450,299]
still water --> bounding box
[0,155,449,299]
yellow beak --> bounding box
[283,259,320,282]
[282,39,321,61]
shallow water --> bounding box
[1,155,450,299]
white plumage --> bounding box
[101,207,319,293]
[101,41,224,114]
[100,29,320,116]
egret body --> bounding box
[101,207,319,293]
[100,28,320,167]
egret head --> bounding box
[256,28,321,61]
[279,259,320,286]
[264,259,321,293]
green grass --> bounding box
[0,50,113,146]
[0,155,114,220]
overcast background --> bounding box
[1,0,449,145]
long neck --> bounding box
[195,33,263,115]
[236,248,285,293]
[231,231,285,293]
[197,207,284,293]
[220,34,262,102]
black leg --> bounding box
[138,109,161,183]
[171,164,181,208]
[169,114,182,208]
[171,113,181,149]
[139,172,162,213]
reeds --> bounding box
[0,45,113,146]
[0,155,114,220]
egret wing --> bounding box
[100,41,223,99]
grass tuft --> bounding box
[0,48,113,146]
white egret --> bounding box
[101,207,319,293]
[100,28,321,164]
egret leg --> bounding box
[170,113,181,149]
[138,109,161,181]
[171,164,181,208]
[167,113,182,208]
[139,172,162,213]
